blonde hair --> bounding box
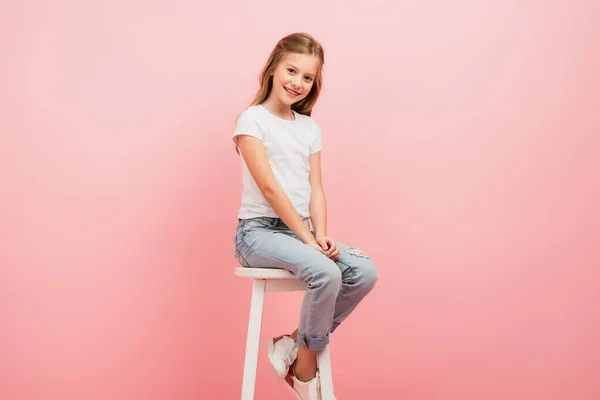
[250,32,325,116]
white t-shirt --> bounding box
[232,104,322,219]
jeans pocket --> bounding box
[242,218,270,236]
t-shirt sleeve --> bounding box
[232,110,264,147]
[309,119,322,154]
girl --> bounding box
[232,32,378,400]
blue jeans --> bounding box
[233,217,378,350]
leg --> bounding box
[236,219,342,381]
[330,242,378,334]
[276,243,379,337]
[279,242,378,385]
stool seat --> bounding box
[234,267,295,280]
[235,266,335,400]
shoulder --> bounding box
[295,113,321,134]
[234,106,271,140]
[238,105,264,122]
[236,105,270,131]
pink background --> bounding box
[2,0,599,399]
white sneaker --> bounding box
[287,370,322,400]
[267,336,298,379]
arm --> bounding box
[308,151,341,260]
[308,151,327,237]
[236,135,318,246]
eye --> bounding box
[287,68,295,74]
[304,76,313,82]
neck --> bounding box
[262,95,294,119]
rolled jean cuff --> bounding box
[329,321,341,334]
[297,331,329,350]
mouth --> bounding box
[284,87,301,96]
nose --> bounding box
[292,77,302,88]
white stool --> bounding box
[235,267,335,400]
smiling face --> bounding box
[269,52,320,106]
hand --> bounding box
[307,241,326,254]
[315,235,341,261]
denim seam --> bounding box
[333,258,356,301]
[329,321,341,334]
[234,247,251,267]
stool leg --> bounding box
[241,279,266,400]
[318,344,335,400]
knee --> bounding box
[357,259,378,292]
[307,261,342,294]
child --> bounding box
[232,32,378,399]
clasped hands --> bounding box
[307,234,340,261]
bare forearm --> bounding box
[309,190,327,237]
[263,186,316,245]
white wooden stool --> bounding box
[235,267,335,400]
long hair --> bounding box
[249,32,325,116]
